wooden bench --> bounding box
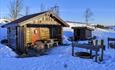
[72,40,105,62]
[75,44,99,51]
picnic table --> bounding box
[72,40,105,62]
[44,39,59,48]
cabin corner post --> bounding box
[72,39,75,56]
[57,26,63,44]
[72,32,75,56]
[95,40,98,62]
[16,26,19,51]
[23,25,27,53]
[60,26,63,44]
[16,26,25,54]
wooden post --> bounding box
[72,41,74,56]
[72,37,75,56]
[95,50,98,62]
[108,38,109,48]
[90,49,92,58]
[95,40,98,62]
[100,40,104,62]
[89,40,93,58]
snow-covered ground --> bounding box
[0,44,17,58]
[0,22,115,70]
[0,44,115,70]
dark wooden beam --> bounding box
[26,24,61,28]
[72,27,94,31]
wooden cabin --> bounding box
[2,11,69,52]
[72,27,94,41]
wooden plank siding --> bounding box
[72,27,93,41]
[25,27,50,45]
[25,28,32,44]
[39,28,50,40]
[7,27,17,49]
[24,26,62,46]
[16,26,25,51]
[20,13,61,26]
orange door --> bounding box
[32,28,40,45]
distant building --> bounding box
[64,21,94,41]
[63,21,95,31]
[72,27,94,41]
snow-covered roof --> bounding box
[0,19,10,23]
[65,21,95,30]
[2,11,69,28]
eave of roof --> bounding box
[2,11,69,27]
[72,27,94,31]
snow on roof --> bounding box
[0,19,10,23]
[65,21,95,30]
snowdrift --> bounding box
[0,44,17,58]
[0,24,7,41]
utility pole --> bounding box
[49,5,59,16]
[84,8,93,24]
[40,3,45,12]
[25,6,29,15]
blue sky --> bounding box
[0,0,115,25]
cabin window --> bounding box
[34,29,38,34]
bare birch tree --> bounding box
[9,0,23,20]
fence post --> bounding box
[89,40,93,58]
[108,38,109,48]
[100,40,104,62]
[95,40,98,62]
[72,37,75,56]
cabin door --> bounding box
[32,28,40,45]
